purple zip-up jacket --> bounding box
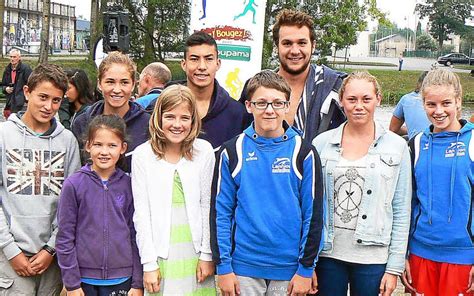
[56,165,143,291]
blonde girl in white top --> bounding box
[132,85,216,295]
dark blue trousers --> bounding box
[315,257,386,296]
[81,278,131,296]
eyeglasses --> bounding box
[250,100,289,110]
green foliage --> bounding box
[416,34,438,51]
[262,0,387,66]
[123,0,190,68]
[415,0,471,49]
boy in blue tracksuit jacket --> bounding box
[211,71,323,295]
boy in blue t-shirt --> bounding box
[211,70,323,295]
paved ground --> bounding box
[336,56,471,73]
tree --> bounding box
[89,0,99,59]
[39,0,51,64]
[416,34,438,51]
[261,0,387,67]
[415,0,471,50]
[0,0,4,57]
[123,0,190,67]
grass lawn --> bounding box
[0,58,472,104]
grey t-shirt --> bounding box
[320,156,389,264]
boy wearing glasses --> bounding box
[211,70,324,296]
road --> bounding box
[337,56,471,73]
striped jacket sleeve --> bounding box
[296,142,324,278]
[210,144,238,275]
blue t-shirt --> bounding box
[392,91,430,140]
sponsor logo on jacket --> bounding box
[272,158,290,173]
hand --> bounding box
[9,252,36,277]
[196,260,215,283]
[400,259,416,293]
[66,288,85,296]
[5,86,13,94]
[128,287,144,296]
[218,272,240,296]
[466,265,474,293]
[287,274,311,296]
[29,249,54,275]
[379,273,397,296]
[309,270,318,294]
[143,270,161,294]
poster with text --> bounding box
[190,0,267,100]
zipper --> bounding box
[102,183,109,279]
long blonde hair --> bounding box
[148,85,201,160]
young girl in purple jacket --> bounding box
[56,115,143,296]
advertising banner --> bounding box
[190,0,267,99]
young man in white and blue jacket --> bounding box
[211,70,324,296]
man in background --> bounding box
[2,49,32,118]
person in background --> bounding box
[179,31,251,149]
[389,71,430,140]
[71,51,150,173]
[239,9,347,142]
[135,62,172,112]
[398,53,404,71]
[1,48,32,118]
[59,69,93,130]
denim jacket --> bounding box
[312,122,412,274]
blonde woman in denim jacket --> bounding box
[312,72,412,296]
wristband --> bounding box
[42,245,56,257]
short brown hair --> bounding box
[98,51,137,83]
[27,64,68,95]
[245,70,291,101]
[149,85,201,160]
[272,9,316,46]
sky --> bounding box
[61,0,422,30]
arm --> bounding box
[59,100,72,130]
[46,135,81,250]
[199,147,216,261]
[1,68,9,94]
[197,147,216,282]
[56,180,82,291]
[389,116,407,136]
[131,151,158,272]
[210,148,237,275]
[297,147,324,278]
[127,186,144,289]
[390,101,407,136]
[386,145,412,275]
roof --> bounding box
[76,19,90,31]
[373,34,401,43]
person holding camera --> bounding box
[1,49,32,119]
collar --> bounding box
[329,121,387,146]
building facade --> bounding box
[3,0,76,54]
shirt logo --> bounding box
[245,151,258,162]
[272,157,290,173]
[116,194,125,207]
[445,141,466,158]
[6,148,65,196]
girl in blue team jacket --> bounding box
[402,69,474,296]
[56,115,143,296]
